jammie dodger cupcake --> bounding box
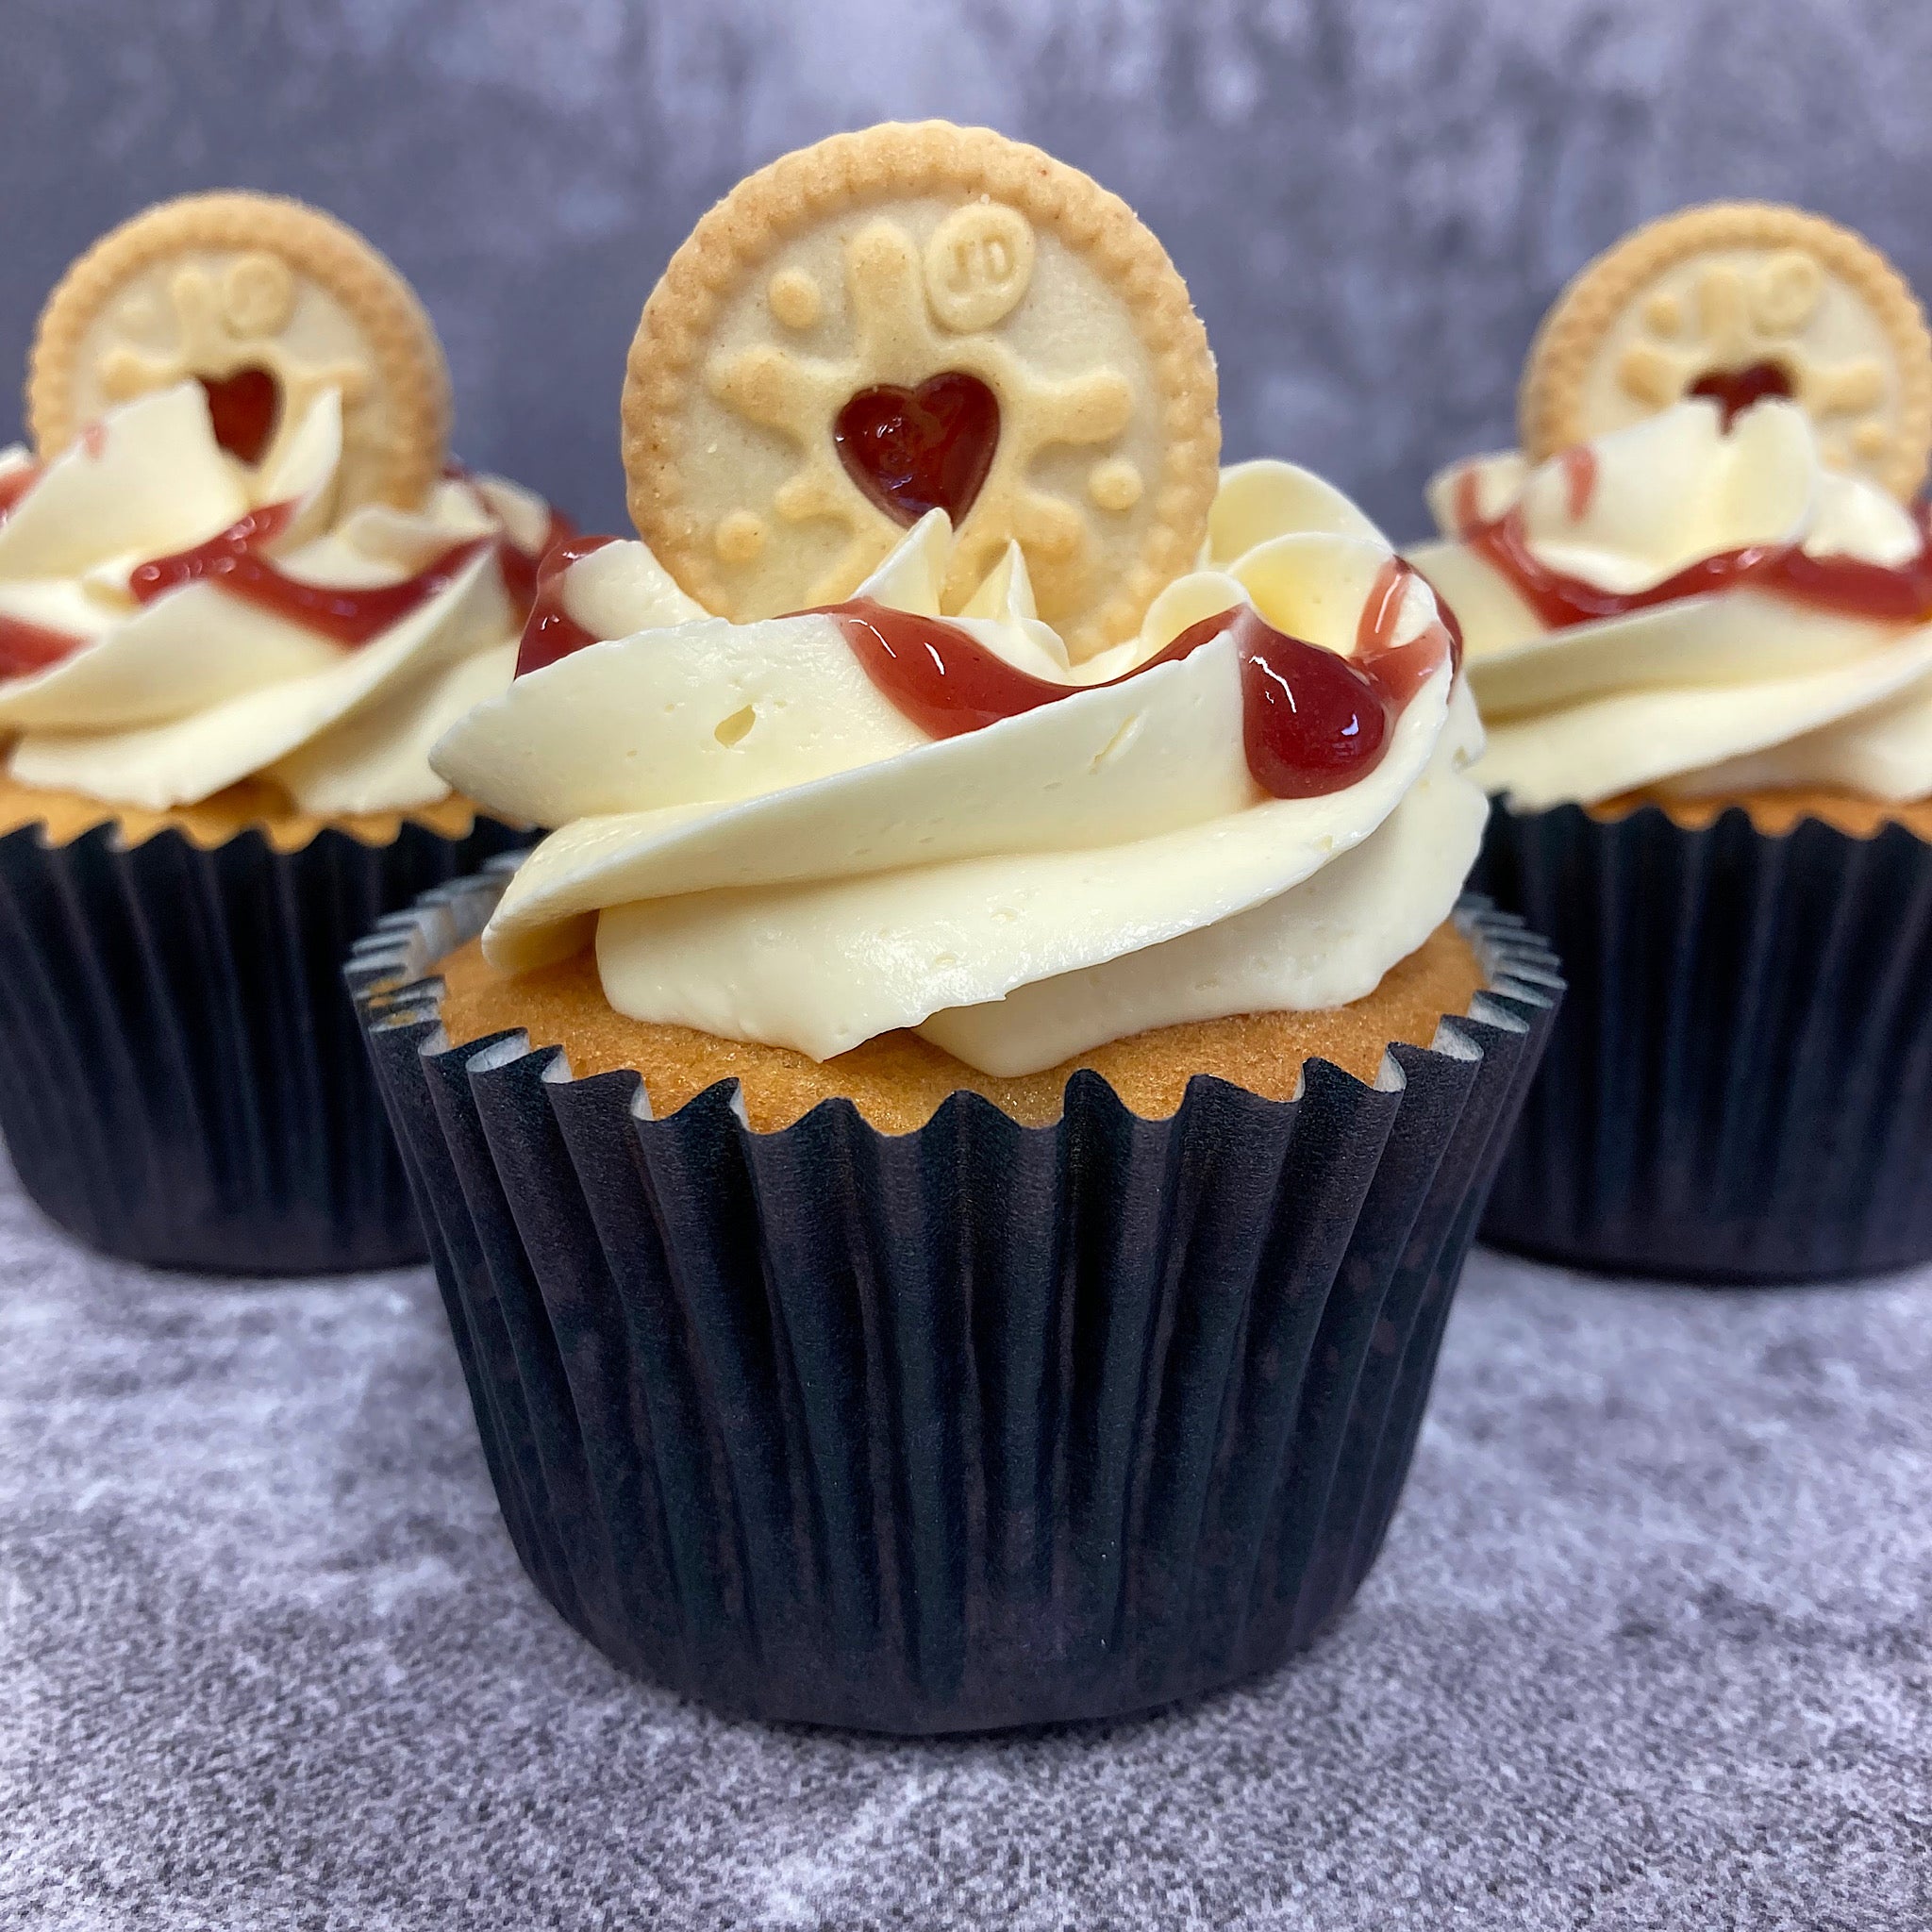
[0,192,565,1271]
[1411,202,1932,1282]
[351,122,1557,1731]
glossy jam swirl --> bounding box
[1452,466,1932,628]
[824,558,1449,799]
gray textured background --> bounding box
[4,1166,1929,1929]
[6,4,1932,1924]
[7,0,1932,539]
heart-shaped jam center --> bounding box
[834,372,999,526]
[198,366,282,465]
[1687,359,1793,431]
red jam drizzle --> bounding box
[1688,360,1793,429]
[829,599,1067,737]
[834,373,1000,526]
[497,508,577,619]
[127,500,298,600]
[130,501,495,645]
[824,569,1451,798]
[0,461,83,675]
[438,462,575,620]
[127,483,568,647]
[0,452,566,679]
[514,534,617,676]
[1354,555,1453,699]
[198,367,281,464]
[1560,444,1598,521]
[0,614,83,679]
[1453,451,1932,629]
[0,461,42,524]
[214,536,492,644]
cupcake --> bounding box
[0,192,564,1272]
[1410,202,1932,1282]
[350,122,1557,1732]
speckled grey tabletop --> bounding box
[3,1154,1927,1931]
[4,8,1932,1918]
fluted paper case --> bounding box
[0,812,525,1274]
[348,863,1558,1734]
[1476,798,1932,1283]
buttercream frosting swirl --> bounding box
[432,461,1486,1077]
[1411,399,1932,809]
[0,381,555,813]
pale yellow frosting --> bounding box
[432,463,1487,1075]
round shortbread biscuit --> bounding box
[1520,202,1932,500]
[27,191,451,511]
[622,121,1222,661]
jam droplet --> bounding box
[1687,360,1794,430]
[834,373,1000,526]
[514,534,618,676]
[1177,606,1390,798]
[822,587,1450,799]
[198,367,282,464]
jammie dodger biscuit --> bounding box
[621,121,1222,661]
[27,190,451,511]
[1520,201,1932,499]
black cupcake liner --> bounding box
[0,810,525,1274]
[347,870,1557,1734]
[1474,796,1932,1283]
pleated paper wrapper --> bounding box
[349,863,1557,1734]
[1475,797,1932,1283]
[0,811,525,1274]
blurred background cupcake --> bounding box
[351,123,1557,1733]
[0,191,566,1272]
[1412,203,1932,1283]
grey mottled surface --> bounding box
[3,1153,1929,1931]
[7,0,1932,538]
[6,6,1932,1924]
